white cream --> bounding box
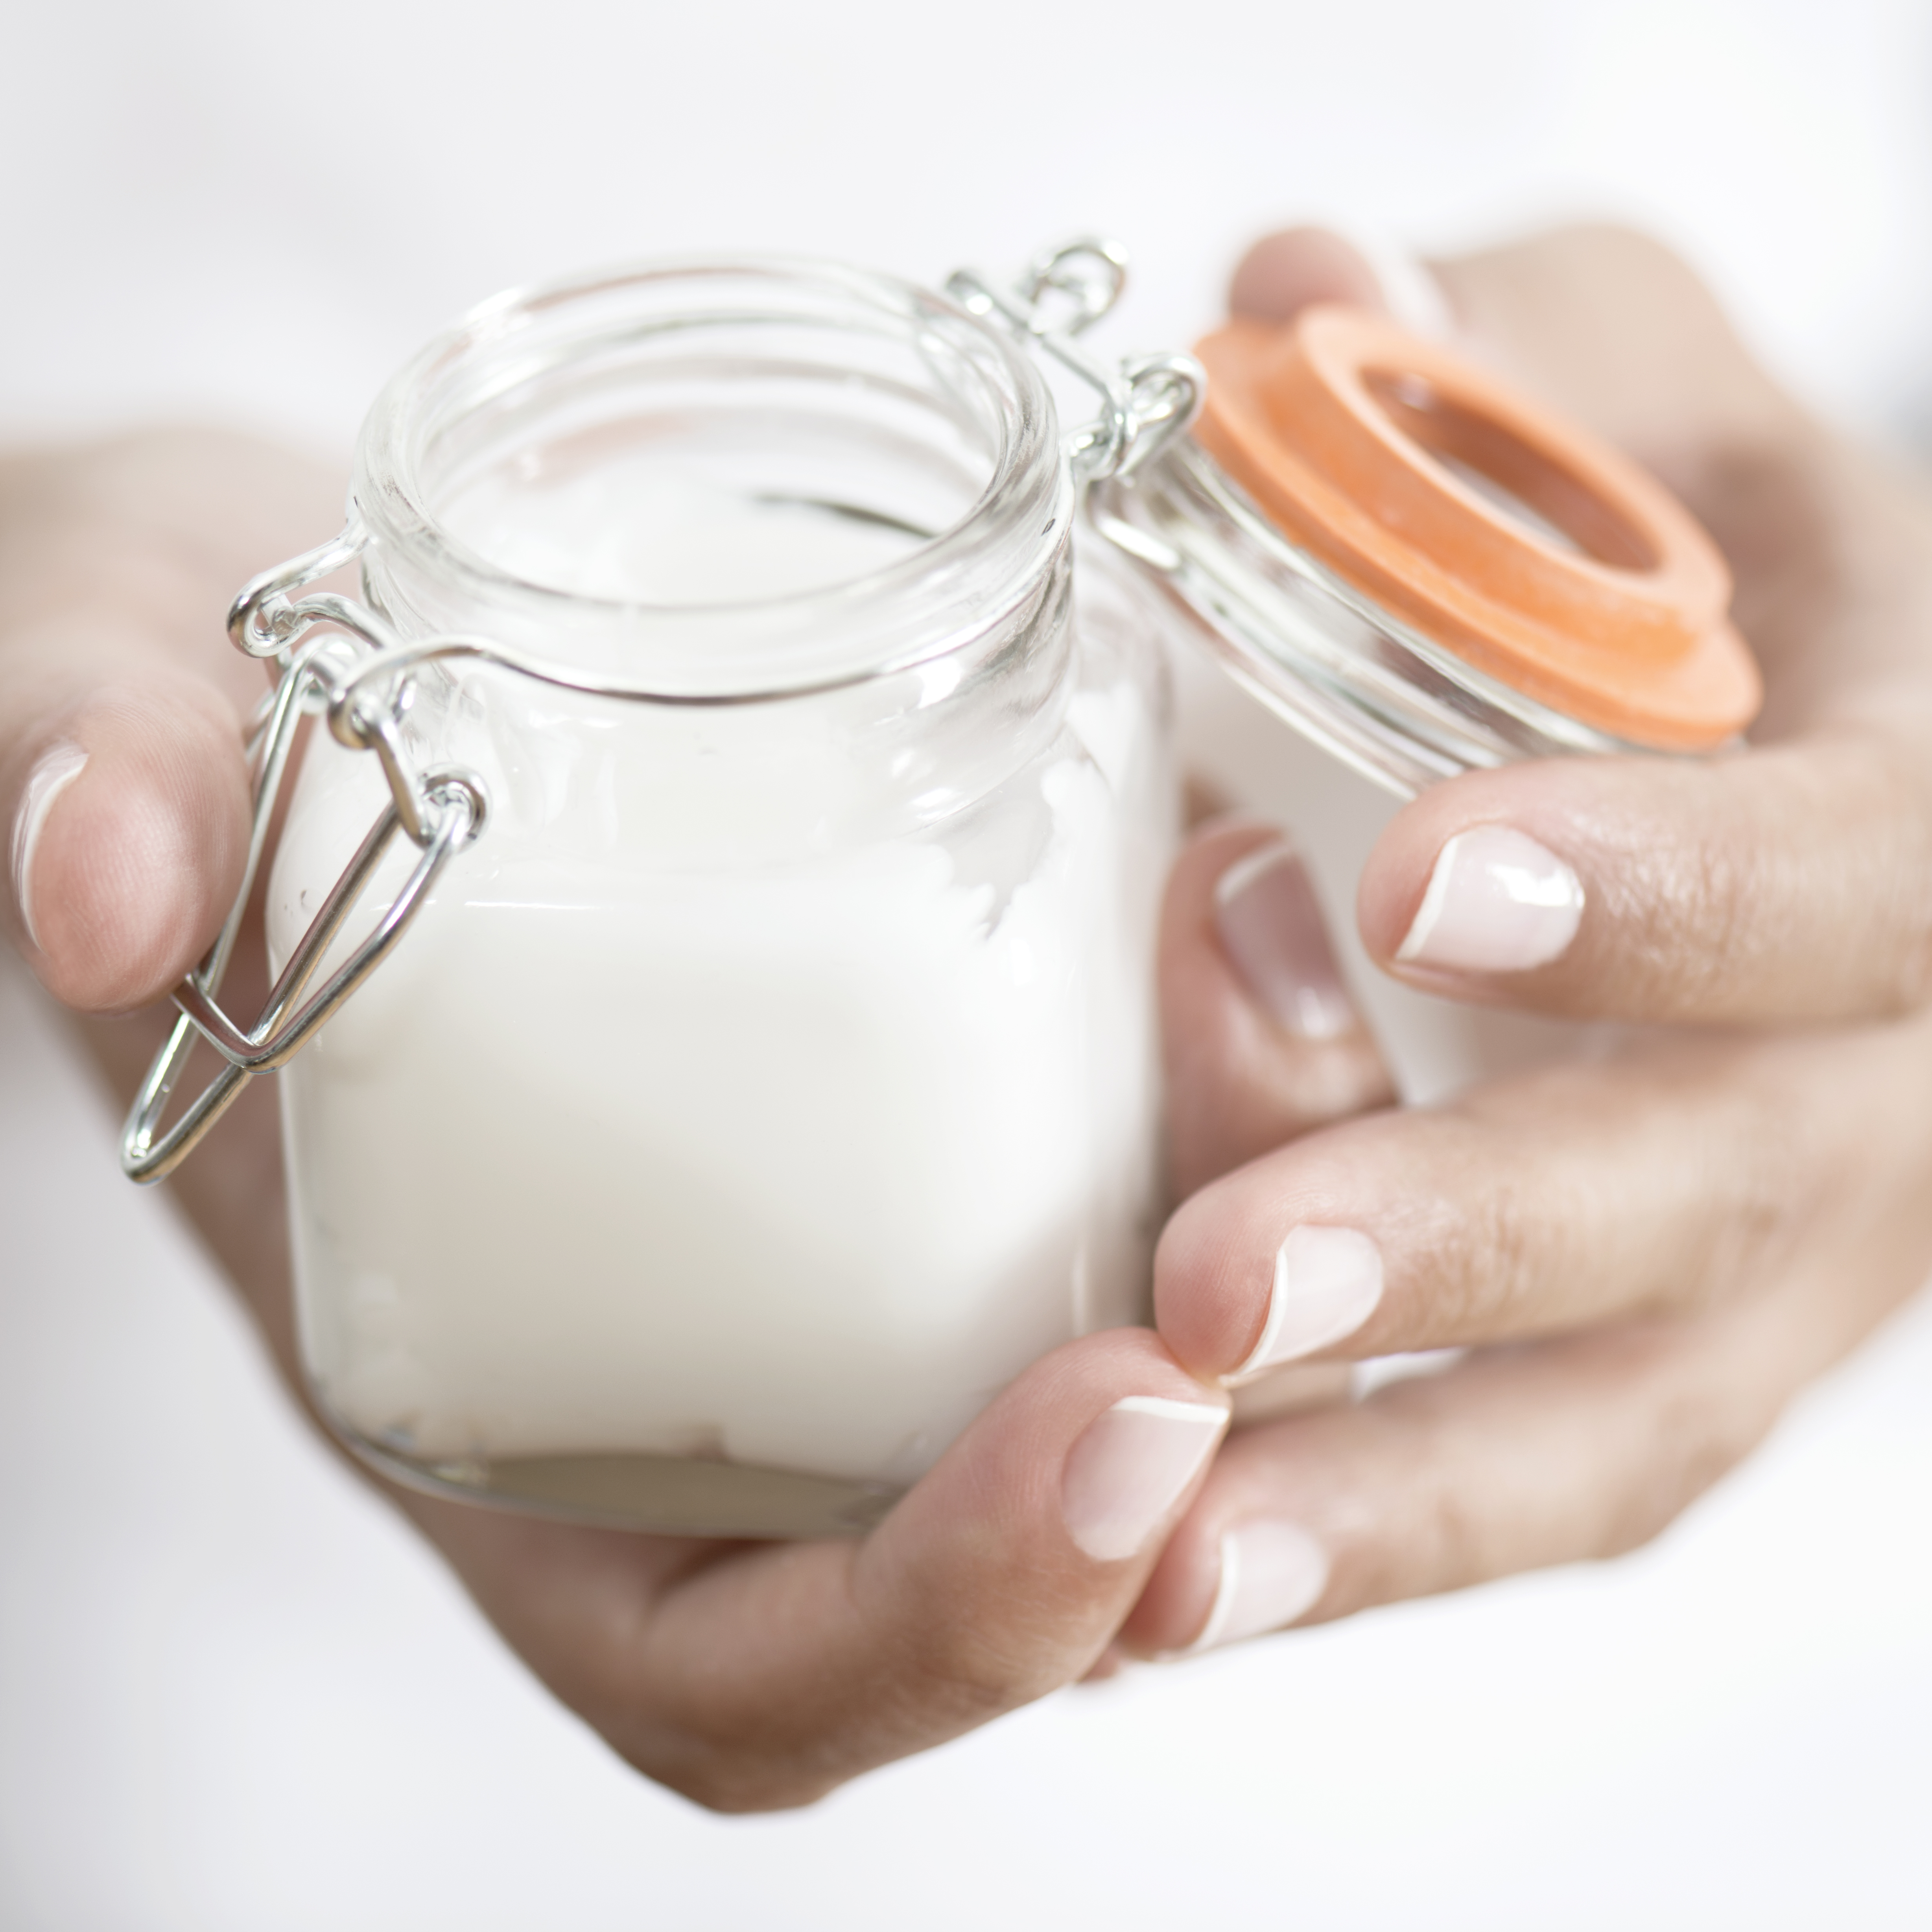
[269,486,1165,1491]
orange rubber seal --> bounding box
[1192,306,1762,750]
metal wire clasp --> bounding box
[946,238,1205,483]
[120,531,489,1184]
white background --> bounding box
[4,2,1931,1925]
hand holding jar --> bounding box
[1133,224,1932,1655]
[6,224,1931,1810]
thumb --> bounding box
[5,666,250,1013]
[407,1328,1230,1811]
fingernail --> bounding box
[1213,841,1356,1041]
[1228,1225,1383,1382]
[1395,827,1584,973]
[1185,1521,1331,1654]
[1062,1396,1228,1562]
[9,741,88,951]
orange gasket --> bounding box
[1192,306,1762,750]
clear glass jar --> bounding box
[122,239,1759,1523]
[255,261,1173,1535]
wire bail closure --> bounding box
[946,238,1204,483]
[121,237,1201,1185]
[120,532,489,1183]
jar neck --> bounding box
[350,258,1071,706]
[1092,441,1638,798]
[336,258,1088,862]
[365,542,1078,870]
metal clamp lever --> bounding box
[946,237,1205,483]
[120,544,488,1184]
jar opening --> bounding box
[354,262,1069,699]
[1364,371,1658,571]
[1184,306,1759,752]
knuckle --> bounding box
[1407,1442,1491,1591]
[900,1587,1065,1720]
[1692,1139,1803,1306]
[1466,1170,1544,1329]
[1595,818,1743,1018]
[1408,1117,1550,1338]
[1584,730,1932,1025]
[1596,1337,1772,1557]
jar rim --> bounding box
[1190,308,1759,751]
[350,256,1071,701]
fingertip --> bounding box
[1355,769,1583,975]
[1161,815,1391,1198]
[1124,1502,1335,1661]
[900,1325,1224,1550]
[9,680,249,1012]
[1229,225,1392,323]
[849,1327,1226,1696]
[1365,740,1932,1024]
[1152,1168,1266,1381]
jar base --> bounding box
[344,1432,902,1539]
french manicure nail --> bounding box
[9,741,88,951]
[1229,1225,1383,1382]
[1395,826,1584,973]
[1214,841,1357,1041]
[1062,1395,1228,1562]
[1187,1521,1331,1654]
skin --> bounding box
[2,431,1229,1813]
[6,225,1931,1806]
[1128,226,1932,1652]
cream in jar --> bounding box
[253,261,1175,1534]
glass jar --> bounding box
[121,238,1759,1527]
[125,252,1184,1536]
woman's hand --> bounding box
[18,219,1929,1798]
[1132,227,1932,1655]
[2,430,1229,1811]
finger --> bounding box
[1356,724,1932,1026]
[1123,1243,1912,1656]
[0,431,344,1015]
[1427,224,1800,472]
[1161,815,1392,1202]
[1232,228,1932,1028]
[3,667,250,1011]
[1229,225,1396,323]
[397,1328,1228,1813]
[1154,1011,1932,1383]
